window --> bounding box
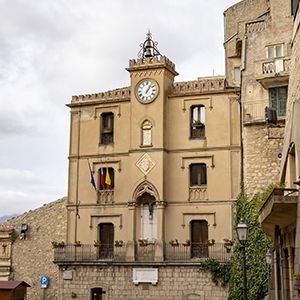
[190,105,205,139]
[269,86,288,117]
[266,44,283,59]
[100,112,114,144]
[98,167,114,190]
[141,120,152,146]
[190,163,207,186]
[234,67,241,82]
[291,0,299,16]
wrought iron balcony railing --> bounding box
[53,242,232,263]
[53,244,126,262]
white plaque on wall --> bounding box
[133,268,158,285]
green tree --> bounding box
[229,189,272,300]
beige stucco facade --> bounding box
[55,36,241,298]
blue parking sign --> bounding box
[40,276,49,287]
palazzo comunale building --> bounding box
[54,33,241,300]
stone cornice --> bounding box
[68,87,131,107]
[68,145,241,160]
[66,77,239,108]
[169,77,233,97]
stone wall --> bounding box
[59,265,228,300]
[244,124,284,194]
[3,197,67,300]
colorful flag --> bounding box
[105,167,111,188]
[88,160,96,190]
[100,168,105,189]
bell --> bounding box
[144,40,153,58]
[144,47,152,58]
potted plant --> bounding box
[115,240,124,247]
[223,238,233,252]
[183,240,191,247]
[74,240,81,247]
[206,239,215,246]
[52,241,65,248]
[138,239,149,247]
[94,240,101,247]
[169,239,179,246]
[192,120,204,127]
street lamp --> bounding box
[236,219,249,300]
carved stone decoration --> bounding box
[131,180,161,203]
[136,153,156,175]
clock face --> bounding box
[136,79,158,103]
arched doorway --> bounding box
[136,192,157,242]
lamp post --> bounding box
[236,219,249,300]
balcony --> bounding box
[97,190,114,204]
[259,188,298,238]
[189,187,208,201]
[53,242,232,264]
[256,57,290,88]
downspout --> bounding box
[239,35,247,189]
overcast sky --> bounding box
[0,0,239,217]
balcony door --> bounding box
[99,223,114,259]
[191,220,208,258]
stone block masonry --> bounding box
[243,124,284,195]
[59,265,228,300]
[3,197,67,300]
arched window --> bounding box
[141,120,152,146]
[191,105,205,139]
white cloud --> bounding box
[0,0,239,217]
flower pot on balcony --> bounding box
[115,240,124,247]
[206,239,215,246]
[183,240,191,247]
[74,241,81,247]
[138,239,149,247]
[94,240,101,247]
[169,239,179,247]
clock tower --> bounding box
[126,32,178,150]
[126,33,178,257]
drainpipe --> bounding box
[239,35,247,189]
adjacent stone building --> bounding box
[0,198,66,299]
[259,0,300,299]
[224,0,293,195]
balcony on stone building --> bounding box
[53,242,232,264]
[97,189,114,204]
[259,188,298,238]
[189,186,208,201]
[256,57,290,89]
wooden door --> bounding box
[99,223,114,259]
[91,288,105,300]
[191,220,208,258]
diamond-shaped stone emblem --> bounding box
[136,153,156,175]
